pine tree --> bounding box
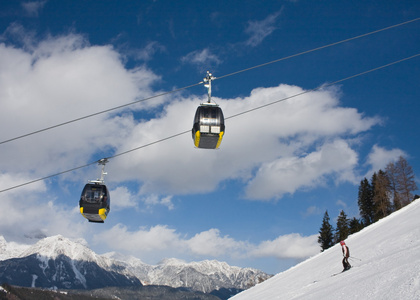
[318,210,334,251]
[386,161,402,210]
[349,217,363,234]
[335,210,350,243]
[357,178,374,226]
[395,156,418,207]
[372,170,392,221]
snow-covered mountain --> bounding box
[231,198,420,299]
[0,236,30,261]
[105,254,271,293]
[0,234,270,294]
[0,235,141,289]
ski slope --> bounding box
[231,199,420,300]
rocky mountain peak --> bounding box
[0,235,271,294]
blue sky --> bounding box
[0,0,419,274]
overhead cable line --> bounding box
[0,83,202,146]
[225,53,420,120]
[1,17,418,146]
[0,161,99,194]
[1,52,419,194]
[214,17,420,81]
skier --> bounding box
[340,240,351,271]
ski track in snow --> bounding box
[231,199,420,300]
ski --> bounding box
[332,267,351,277]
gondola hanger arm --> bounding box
[93,158,109,183]
[203,71,216,103]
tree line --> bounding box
[318,156,419,251]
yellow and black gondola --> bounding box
[79,182,110,223]
[79,158,110,223]
[192,103,225,149]
[192,71,225,149]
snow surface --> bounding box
[0,236,30,260]
[17,235,115,271]
[104,252,269,292]
[230,199,420,300]
[1,235,269,292]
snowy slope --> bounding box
[0,236,30,260]
[231,199,420,300]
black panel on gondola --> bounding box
[79,182,110,223]
[192,104,225,149]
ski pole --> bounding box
[349,257,361,261]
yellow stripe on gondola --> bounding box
[194,131,201,147]
[98,208,108,221]
[80,207,88,219]
[215,131,224,149]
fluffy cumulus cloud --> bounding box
[244,139,359,200]
[249,233,319,259]
[186,229,248,257]
[0,187,86,244]
[93,225,317,263]
[109,186,139,211]
[110,83,380,200]
[365,145,406,177]
[0,29,381,201]
[93,224,183,254]
[0,30,161,242]
[0,30,160,181]
[0,30,398,269]
[0,172,46,194]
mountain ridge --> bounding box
[0,234,270,294]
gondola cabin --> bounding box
[79,181,110,223]
[192,103,225,149]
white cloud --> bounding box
[181,48,221,69]
[245,11,281,47]
[186,229,247,257]
[0,31,385,267]
[129,41,165,61]
[249,233,319,259]
[21,1,47,17]
[244,139,359,200]
[336,199,347,208]
[93,225,317,262]
[142,194,174,210]
[93,224,185,260]
[302,205,322,217]
[365,145,406,177]
[0,172,46,194]
[110,186,139,211]
[0,31,160,180]
[0,190,86,244]
[0,30,380,202]
[1,23,37,50]
[109,84,379,200]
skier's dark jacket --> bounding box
[342,245,350,258]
